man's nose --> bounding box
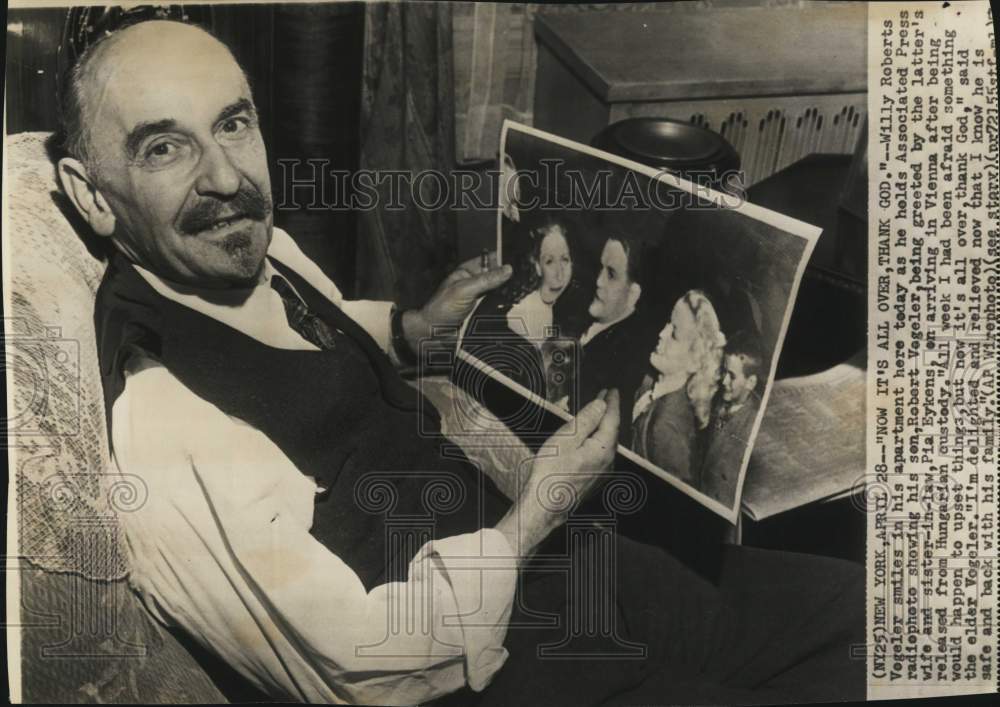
[195,143,242,197]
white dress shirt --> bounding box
[112,227,517,704]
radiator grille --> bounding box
[618,94,867,186]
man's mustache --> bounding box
[179,184,271,235]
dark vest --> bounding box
[95,253,509,591]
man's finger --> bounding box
[571,394,609,446]
[586,389,620,459]
[453,264,512,298]
[443,268,473,287]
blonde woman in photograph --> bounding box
[632,290,726,485]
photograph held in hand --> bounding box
[459,122,818,521]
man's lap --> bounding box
[437,532,864,706]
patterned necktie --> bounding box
[270,274,343,350]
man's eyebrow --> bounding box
[123,100,256,160]
[215,98,256,125]
[125,119,178,159]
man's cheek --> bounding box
[241,134,272,193]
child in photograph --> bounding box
[700,332,763,505]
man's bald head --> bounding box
[61,20,243,170]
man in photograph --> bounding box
[700,332,763,506]
[578,233,655,444]
[39,14,865,706]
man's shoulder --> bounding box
[738,392,762,423]
[113,355,225,444]
[110,357,194,474]
[587,313,650,360]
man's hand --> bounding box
[401,252,512,354]
[496,390,620,558]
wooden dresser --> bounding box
[534,4,867,186]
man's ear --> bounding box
[57,157,116,237]
[627,282,642,311]
[748,374,759,393]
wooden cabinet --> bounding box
[534,4,867,185]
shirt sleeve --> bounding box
[112,358,517,704]
[268,226,396,359]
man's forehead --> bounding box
[85,22,249,133]
[602,239,627,264]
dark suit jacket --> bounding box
[577,313,655,445]
[701,392,761,508]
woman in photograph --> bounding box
[472,219,585,402]
[631,290,726,486]
[505,221,574,344]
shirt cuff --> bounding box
[340,299,395,361]
[409,529,518,692]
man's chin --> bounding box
[226,246,267,284]
[205,224,269,285]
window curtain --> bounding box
[355,1,457,307]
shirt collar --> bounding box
[133,258,276,318]
[131,256,316,351]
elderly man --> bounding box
[56,18,863,706]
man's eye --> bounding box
[219,117,250,136]
[144,141,180,165]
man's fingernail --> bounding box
[596,389,608,401]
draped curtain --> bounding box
[356,1,457,307]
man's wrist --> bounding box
[391,306,420,366]
[400,309,429,355]
[494,496,558,562]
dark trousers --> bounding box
[435,527,865,706]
